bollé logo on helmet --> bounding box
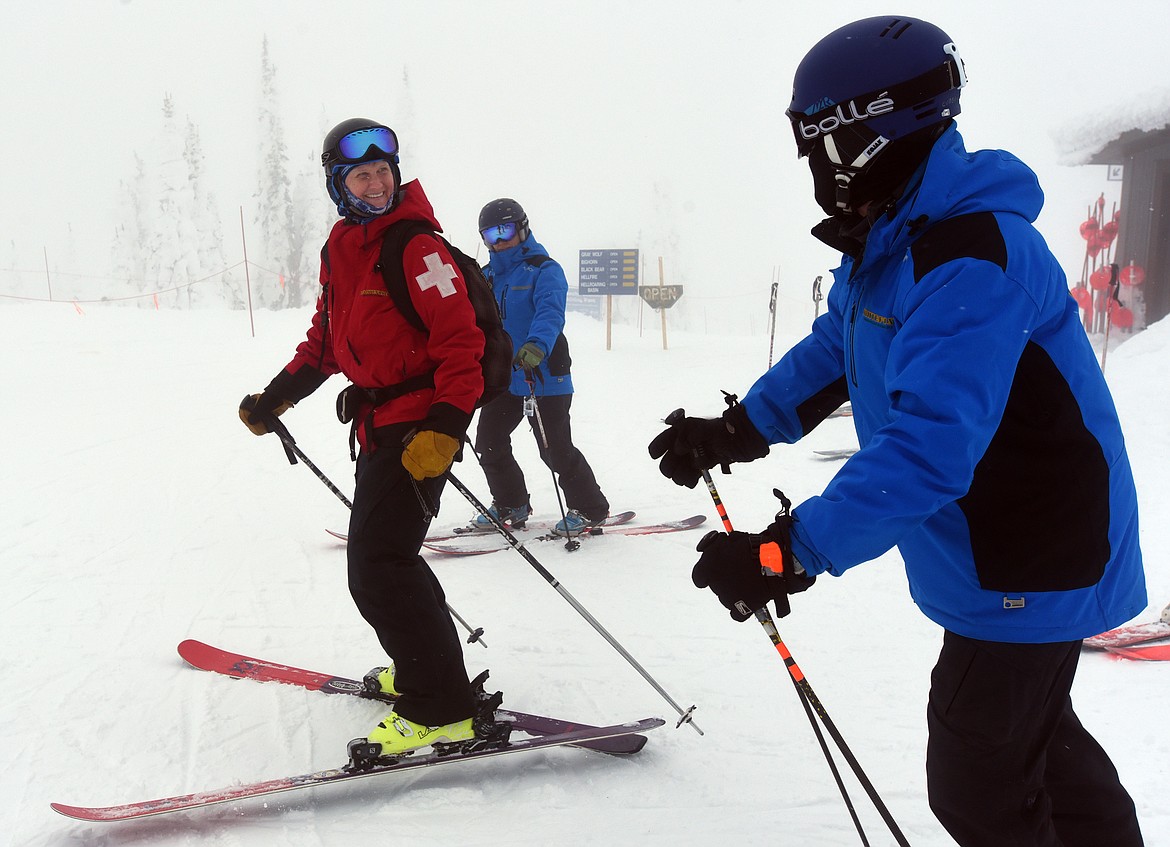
[798,94,895,141]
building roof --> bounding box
[1054,87,1170,165]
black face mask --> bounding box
[807,121,950,218]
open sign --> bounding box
[639,285,683,309]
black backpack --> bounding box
[370,220,513,409]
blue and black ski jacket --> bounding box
[484,230,574,398]
[742,124,1145,643]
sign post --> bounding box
[579,249,639,350]
[638,257,684,350]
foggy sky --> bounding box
[2,0,1164,324]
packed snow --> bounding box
[2,301,1167,845]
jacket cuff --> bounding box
[265,365,329,405]
[788,529,824,577]
[724,402,770,462]
[423,402,473,440]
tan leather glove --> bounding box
[238,393,293,436]
[401,431,461,480]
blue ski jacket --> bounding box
[742,124,1145,643]
[484,231,573,397]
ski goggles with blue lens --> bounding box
[480,222,518,245]
[336,126,399,163]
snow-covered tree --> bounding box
[111,96,239,309]
[253,36,309,309]
[185,119,243,308]
[110,152,151,306]
[143,94,207,309]
[287,149,331,303]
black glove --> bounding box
[239,392,292,436]
[648,402,769,488]
[691,513,815,622]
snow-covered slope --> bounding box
[2,304,1167,845]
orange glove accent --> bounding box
[759,541,787,575]
[401,431,460,480]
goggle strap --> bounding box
[788,58,962,128]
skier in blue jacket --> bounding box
[650,17,1145,847]
[472,198,609,536]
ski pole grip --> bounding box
[266,416,299,465]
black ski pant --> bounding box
[347,437,474,726]
[926,631,1142,847]
[474,392,608,519]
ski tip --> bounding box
[615,735,648,754]
[177,638,215,665]
[325,528,349,542]
[422,543,497,556]
[51,802,105,821]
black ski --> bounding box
[177,639,649,756]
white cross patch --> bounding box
[415,252,458,298]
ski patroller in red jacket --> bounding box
[281,180,485,449]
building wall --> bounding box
[1115,136,1170,326]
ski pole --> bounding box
[697,467,871,847]
[446,470,703,735]
[1100,262,1120,374]
[267,416,353,509]
[685,452,909,845]
[767,273,779,369]
[523,374,576,552]
[261,416,488,649]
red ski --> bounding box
[1083,604,1170,649]
[1105,644,1170,662]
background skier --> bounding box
[472,198,610,537]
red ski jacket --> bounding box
[282,180,485,448]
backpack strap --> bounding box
[378,220,435,333]
[366,218,452,399]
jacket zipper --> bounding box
[847,282,862,387]
[317,283,331,371]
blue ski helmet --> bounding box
[321,118,402,218]
[787,17,966,213]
